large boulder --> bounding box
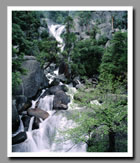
[27,108,49,120]
[12,100,20,133]
[12,132,27,145]
[13,57,49,98]
[53,90,70,110]
[49,85,68,95]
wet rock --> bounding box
[49,63,56,71]
[27,108,49,120]
[12,132,27,145]
[72,76,80,87]
[50,78,60,86]
[18,100,32,114]
[40,89,50,98]
[32,117,41,130]
[53,90,70,110]
[57,74,67,83]
[12,100,20,133]
[49,85,68,95]
[21,115,31,131]
[15,95,27,113]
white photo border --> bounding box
[7,6,133,157]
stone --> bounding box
[21,115,31,131]
[72,76,80,87]
[27,108,49,120]
[32,117,41,130]
[13,57,49,98]
[12,132,27,145]
[57,74,67,83]
[19,100,32,113]
[15,95,27,113]
[40,89,50,99]
[12,100,20,133]
[49,85,68,95]
[53,90,70,110]
[49,63,56,71]
[50,78,60,86]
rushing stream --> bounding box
[12,21,87,153]
[12,73,87,152]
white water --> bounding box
[12,73,87,152]
[48,24,65,51]
[12,86,87,152]
[12,116,24,137]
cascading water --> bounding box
[12,87,87,152]
[12,21,87,153]
[48,24,65,51]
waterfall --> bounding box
[48,24,65,51]
[12,21,87,153]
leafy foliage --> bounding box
[61,83,127,152]
[12,11,41,92]
[47,11,69,24]
[36,38,60,67]
[70,38,104,77]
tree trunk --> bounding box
[112,16,114,31]
[108,129,115,152]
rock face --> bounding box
[98,23,112,40]
[27,108,49,120]
[21,59,48,98]
[13,57,49,98]
[53,90,70,110]
[72,11,126,43]
[12,132,27,145]
[12,100,20,133]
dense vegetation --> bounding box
[12,11,128,152]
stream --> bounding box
[12,22,87,152]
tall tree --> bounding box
[61,85,127,152]
[63,15,76,60]
[12,11,41,92]
[99,31,127,93]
